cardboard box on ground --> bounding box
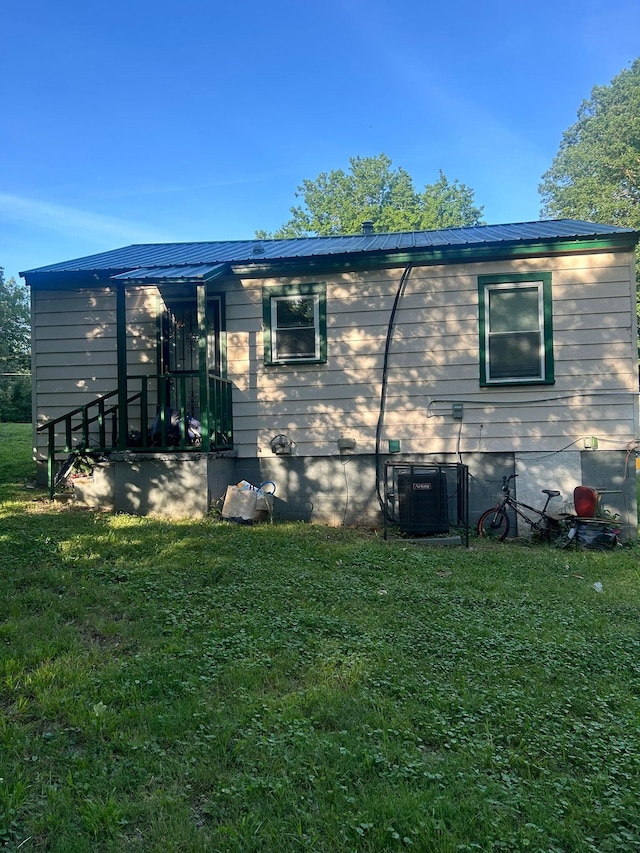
[221,480,274,523]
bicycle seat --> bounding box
[542,489,561,498]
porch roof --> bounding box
[111,263,227,283]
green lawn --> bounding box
[1,423,639,852]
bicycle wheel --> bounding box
[477,508,510,541]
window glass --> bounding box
[263,284,327,365]
[488,330,541,379]
[488,287,539,333]
[478,274,553,385]
[273,296,318,360]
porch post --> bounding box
[196,282,210,451]
[116,282,128,450]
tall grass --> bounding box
[1,424,639,851]
[0,422,34,495]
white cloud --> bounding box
[0,191,168,246]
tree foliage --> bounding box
[0,268,31,422]
[539,59,640,234]
[259,154,484,238]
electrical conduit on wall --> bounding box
[375,263,413,511]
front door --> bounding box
[159,293,224,420]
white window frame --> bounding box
[271,294,320,362]
[262,283,327,366]
[478,272,554,386]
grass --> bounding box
[1,422,640,851]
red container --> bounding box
[574,486,599,518]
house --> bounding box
[20,219,640,538]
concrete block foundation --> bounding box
[68,449,637,541]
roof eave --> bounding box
[21,229,639,287]
[231,233,640,276]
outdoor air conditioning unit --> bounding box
[397,469,449,535]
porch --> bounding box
[38,371,234,501]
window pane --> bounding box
[264,284,326,365]
[489,287,539,333]
[276,297,315,328]
[276,328,317,359]
[272,294,318,360]
[489,332,541,379]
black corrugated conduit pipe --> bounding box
[375,263,413,514]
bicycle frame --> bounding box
[480,474,561,539]
[497,493,552,533]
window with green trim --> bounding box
[478,273,554,385]
[263,284,327,365]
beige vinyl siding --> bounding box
[33,285,159,458]
[229,249,638,459]
[33,288,117,413]
[31,246,638,464]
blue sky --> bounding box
[2,0,639,284]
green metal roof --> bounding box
[20,220,639,282]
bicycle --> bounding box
[477,474,562,541]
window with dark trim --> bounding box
[478,272,554,385]
[263,283,327,365]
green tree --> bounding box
[258,154,484,238]
[539,58,640,250]
[0,268,31,422]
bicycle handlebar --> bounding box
[502,473,518,491]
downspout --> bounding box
[375,263,413,511]
[116,281,128,450]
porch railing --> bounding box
[37,372,233,498]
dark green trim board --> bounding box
[24,273,132,290]
[233,236,638,279]
[216,293,228,377]
[262,283,327,365]
[196,283,210,451]
[116,282,129,450]
[155,295,164,376]
[206,294,226,378]
[478,272,554,386]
